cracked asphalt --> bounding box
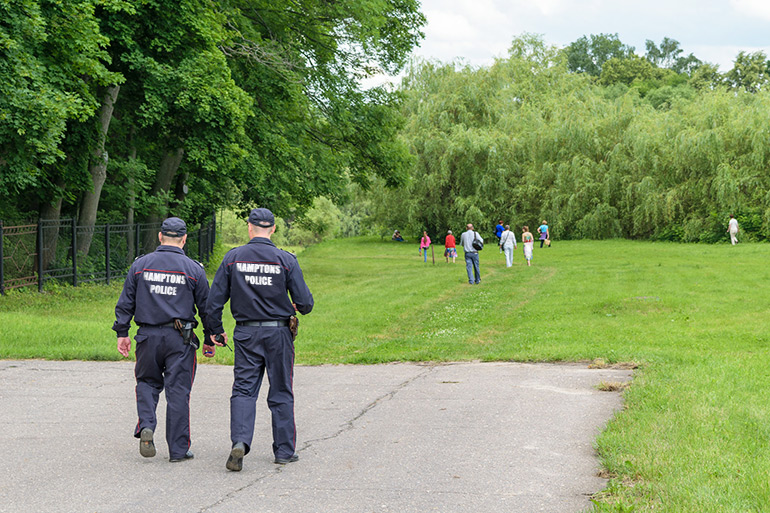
[0,360,630,513]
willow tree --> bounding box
[374,34,770,242]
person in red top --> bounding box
[444,230,457,263]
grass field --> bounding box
[1,237,769,511]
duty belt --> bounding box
[138,322,176,328]
[236,320,289,327]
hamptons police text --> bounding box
[144,263,281,296]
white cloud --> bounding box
[424,9,478,41]
[529,0,568,16]
[401,0,769,74]
[730,0,770,21]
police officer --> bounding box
[206,208,313,472]
[113,217,212,462]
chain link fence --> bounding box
[0,213,216,295]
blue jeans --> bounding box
[465,252,480,284]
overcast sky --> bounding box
[405,0,770,72]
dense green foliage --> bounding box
[0,0,425,234]
[369,35,770,243]
[3,238,770,510]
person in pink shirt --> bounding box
[419,231,431,263]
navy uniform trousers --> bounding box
[133,326,197,460]
[230,324,295,460]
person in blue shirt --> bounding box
[495,220,504,252]
[207,208,314,472]
[538,220,550,248]
[113,217,212,463]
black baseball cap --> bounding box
[161,217,187,236]
[248,208,275,227]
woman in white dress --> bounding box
[521,226,534,266]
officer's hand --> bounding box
[211,333,227,346]
[202,344,216,358]
[117,337,131,358]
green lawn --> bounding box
[1,237,768,511]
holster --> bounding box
[289,315,299,341]
[174,319,198,349]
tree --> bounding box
[0,0,121,221]
[726,51,769,92]
[373,33,770,243]
[645,37,701,75]
[689,63,725,90]
[217,0,425,218]
[97,0,253,251]
[645,37,682,68]
[565,33,635,76]
[599,55,662,86]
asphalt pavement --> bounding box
[0,360,630,513]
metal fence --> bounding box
[0,213,216,295]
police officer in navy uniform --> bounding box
[113,217,213,462]
[206,208,313,472]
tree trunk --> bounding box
[77,84,120,257]
[142,146,185,252]
[39,190,64,273]
[126,131,137,263]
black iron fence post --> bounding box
[37,219,44,292]
[206,224,211,262]
[105,224,111,285]
[211,210,216,252]
[135,223,141,260]
[0,221,4,296]
[198,224,206,262]
[71,218,78,287]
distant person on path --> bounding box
[538,220,550,248]
[420,231,431,262]
[206,208,314,472]
[460,223,483,284]
[444,230,457,263]
[113,217,212,463]
[392,230,404,242]
[728,215,739,245]
[522,226,534,266]
[499,225,517,268]
[495,219,505,252]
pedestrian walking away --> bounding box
[113,217,213,463]
[728,214,739,245]
[419,231,431,263]
[499,225,517,268]
[522,226,534,266]
[538,220,550,248]
[206,208,314,472]
[460,223,483,284]
[495,219,504,252]
[444,230,457,263]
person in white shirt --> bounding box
[728,214,739,245]
[498,225,517,268]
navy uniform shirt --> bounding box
[113,245,210,337]
[206,237,313,334]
